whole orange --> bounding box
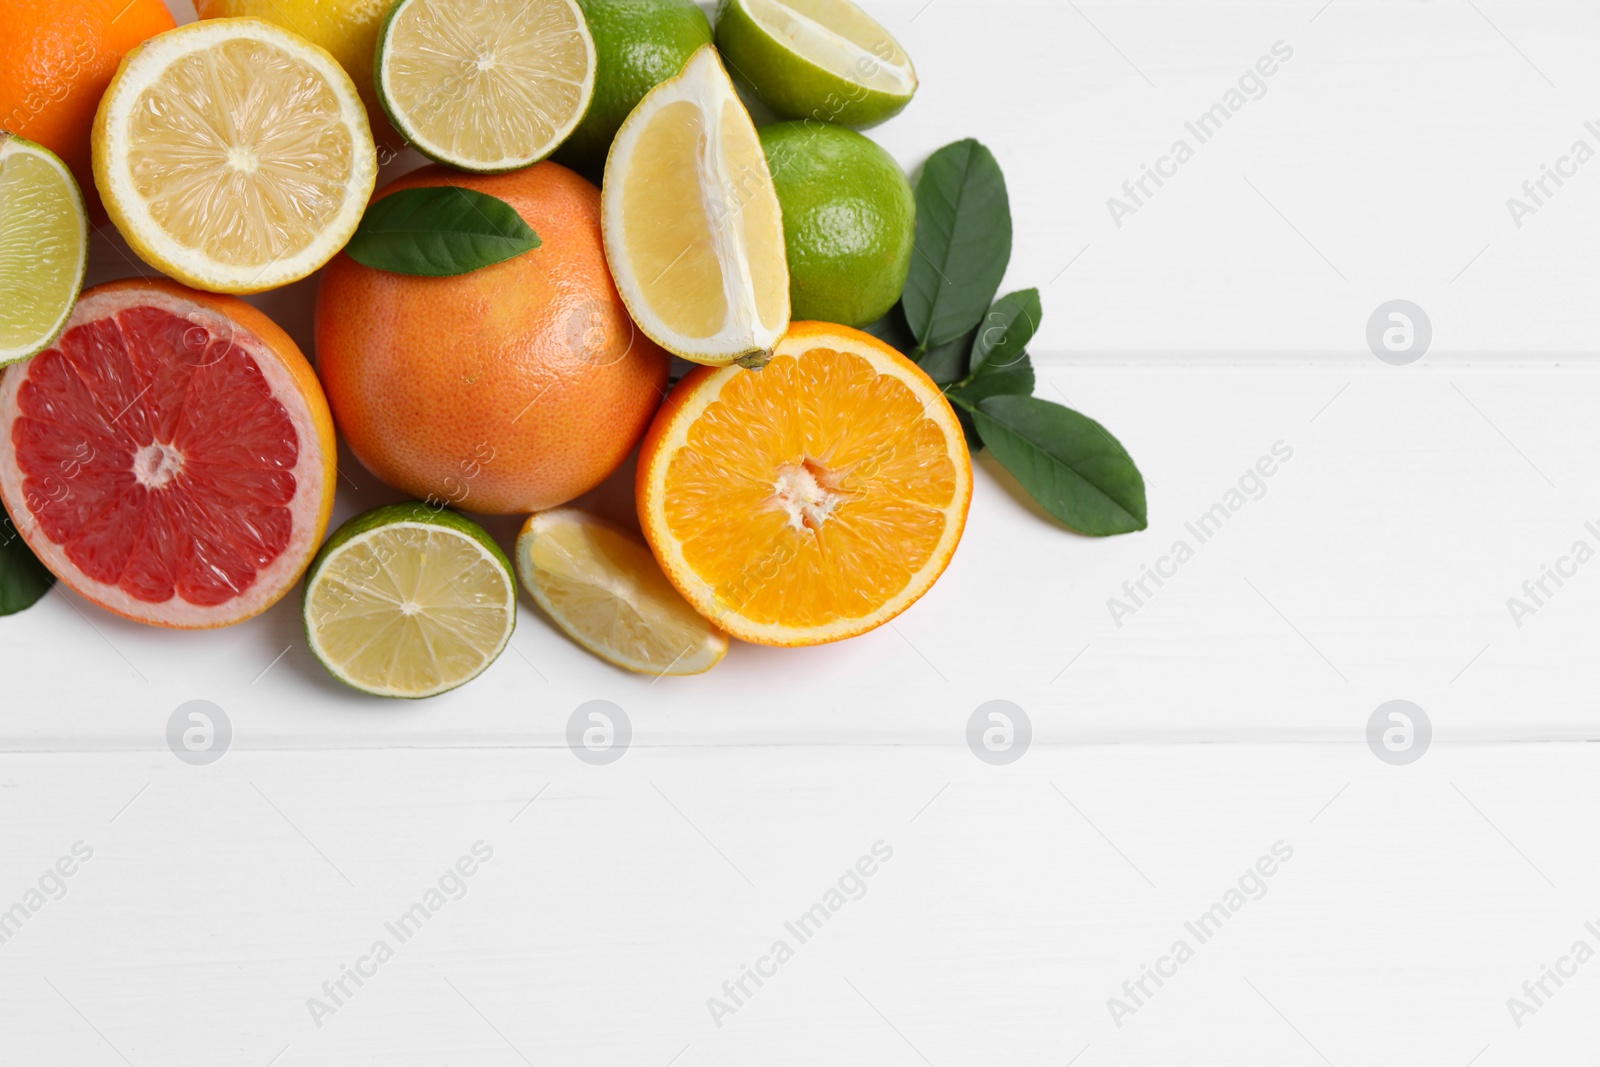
[315,163,670,516]
[0,0,175,218]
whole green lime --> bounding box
[553,0,712,178]
[758,121,914,328]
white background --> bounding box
[5,1,1600,1064]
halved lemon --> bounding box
[0,135,87,368]
[516,508,728,676]
[376,0,596,172]
[92,18,377,294]
[602,44,790,368]
[715,0,918,129]
[636,322,971,647]
[304,503,517,698]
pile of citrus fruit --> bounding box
[0,0,977,698]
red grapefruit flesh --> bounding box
[0,279,337,628]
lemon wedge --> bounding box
[516,508,728,676]
[601,44,790,368]
[92,18,377,294]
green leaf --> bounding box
[971,395,1147,535]
[344,186,540,276]
[0,520,54,616]
[917,325,978,385]
[861,303,916,356]
[946,352,1034,451]
[969,289,1040,378]
[902,139,1012,350]
[951,351,1035,405]
[860,304,972,387]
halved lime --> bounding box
[714,0,917,129]
[304,502,517,698]
[0,134,87,368]
[376,0,597,172]
[516,508,727,676]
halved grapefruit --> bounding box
[0,278,337,628]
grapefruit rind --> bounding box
[636,322,971,647]
[303,502,517,699]
[0,280,336,628]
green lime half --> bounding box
[303,502,517,699]
[0,134,88,368]
[552,0,712,178]
[375,0,597,172]
[759,120,914,327]
[715,0,917,129]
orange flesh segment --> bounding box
[659,346,958,629]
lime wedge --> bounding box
[304,503,517,698]
[0,134,87,368]
[376,0,597,172]
[516,508,727,676]
[714,0,917,129]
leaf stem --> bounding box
[943,388,976,413]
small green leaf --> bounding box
[861,303,916,356]
[917,325,978,385]
[969,289,1040,378]
[0,520,54,616]
[971,395,1147,536]
[946,352,1034,451]
[861,304,972,386]
[344,186,540,276]
[951,352,1035,405]
[903,139,1012,350]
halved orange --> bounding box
[636,322,971,646]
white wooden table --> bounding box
[4,1,1599,1063]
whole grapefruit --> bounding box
[315,163,670,515]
